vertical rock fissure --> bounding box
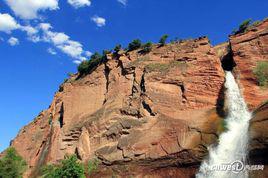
[140,69,156,116]
[59,104,64,128]
[179,84,187,103]
[103,63,111,104]
[142,101,155,116]
[140,70,146,93]
[130,69,139,98]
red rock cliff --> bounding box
[230,19,268,109]
[8,19,268,178]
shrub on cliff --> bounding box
[159,34,169,46]
[233,19,252,35]
[77,61,90,75]
[77,52,103,76]
[253,61,268,87]
[114,44,122,54]
[87,158,100,176]
[41,155,85,178]
[140,42,153,54]
[128,39,142,51]
[0,147,27,178]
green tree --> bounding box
[41,155,85,178]
[159,34,169,46]
[77,52,103,75]
[141,42,153,54]
[0,147,27,178]
[128,39,142,51]
[253,61,268,86]
[90,52,102,63]
[102,50,111,56]
[41,164,58,178]
[114,44,122,54]
[102,50,111,61]
[77,60,90,75]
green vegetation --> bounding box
[128,39,142,51]
[77,52,104,76]
[232,18,265,35]
[48,116,52,125]
[233,19,252,35]
[76,36,174,76]
[232,18,264,35]
[159,34,169,46]
[127,56,151,68]
[114,44,122,54]
[0,147,27,178]
[253,61,268,87]
[41,155,85,178]
[102,50,111,56]
[141,42,153,54]
[87,158,100,176]
[261,100,268,106]
[252,20,261,27]
[145,61,186,73]
[219,119,228,133]
[67,72,74,77]
[146,63,170,73]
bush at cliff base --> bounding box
[0,147,27,178]
[41,155,85,178]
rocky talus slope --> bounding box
[9,19,268,178]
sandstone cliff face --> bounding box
[230,19,268,109]
[9,19,268,178]
[11,37,226,177]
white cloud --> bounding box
[0,14,90,64]
[73,60,82,65]
[91,16,106,27]
[117,0,127,6]
[47,48,57,55]
[5,0,59,19]
[57,41,83,58]
[49,32,70,45]
[39,23,52,31]
[8,37,19,46]
[20,25,38,35]
[68,0,91,8]
[37,23,90,63]
[0,13,19,33]
[85,51,92,57]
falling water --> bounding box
[196,71,252,178]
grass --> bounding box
[127,56,150,67]
[145,63,170,73]
[145,60,187,73]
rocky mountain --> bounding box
[8,19,268,178]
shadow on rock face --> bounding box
[221,50,236,71]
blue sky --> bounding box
[0,0,267,152]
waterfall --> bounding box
[196,71,252,178]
